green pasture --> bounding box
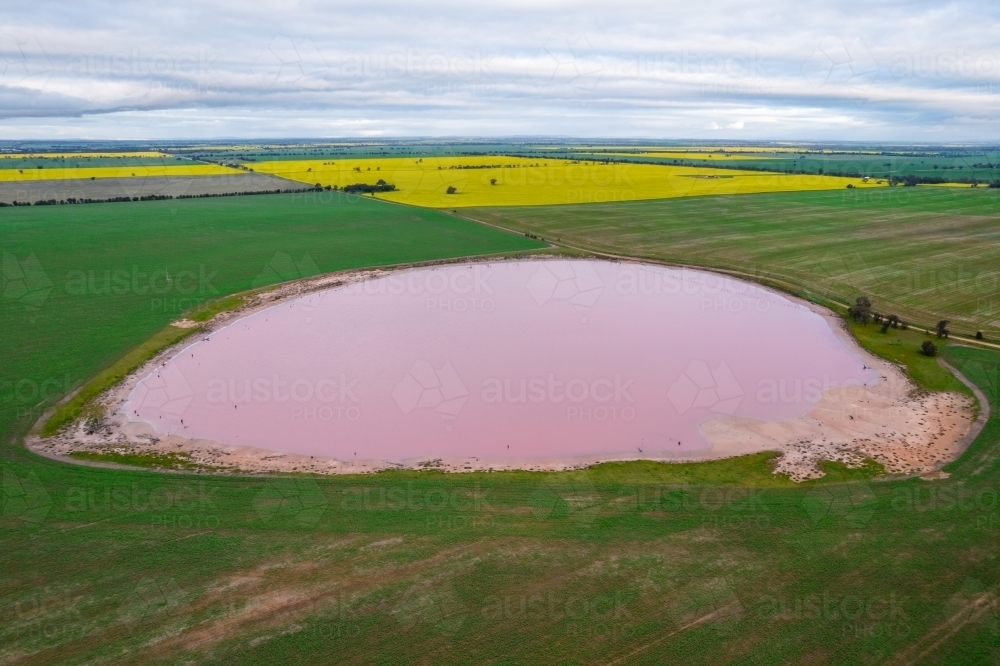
[0,156,194,170]
[3,190,1000,664]
[559,148,1000,183]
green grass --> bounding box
[4,191,1000,664]
[0,155,193,170]
[556,147,1000,184]
[848,319,971,394]
[463,187,1000,337]
[68,449,225,471]
[187,293,248,322]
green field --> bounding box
[555,148,1000,184]
[464,187,1000,338]
[0,156,195,170]
[4,189,1000,663]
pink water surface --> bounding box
[125,260,878,461]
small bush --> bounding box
[920,340,937,356]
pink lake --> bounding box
[125,260,879,462]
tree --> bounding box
[490,178,497,186]
[446,186,457,194]
[936,320,950,338]
[921,340,937,356]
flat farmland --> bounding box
[0,163,239,182]
[251,155,882,208]
[0,173,302,204]
[463,187,1000,336]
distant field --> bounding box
[558,148,1000,183]
[0,151,169,160]
[252,155,881,207]
[0,163,239,182]
[599,151,776,160]
[463,187,1000,335]
[0,153,190,170]
[0,173,301,204]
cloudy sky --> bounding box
[1,0,998,141]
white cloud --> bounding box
[1,0,999,139]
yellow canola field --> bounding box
[0,151,170,159]
[252,156,884,208]
[0,164,242,182]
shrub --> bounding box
[921,340,937,356]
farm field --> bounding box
[0,173,302,204]
[0,154,193,170]
[542,146,1000,183]
[0,164,240,182]
[0,152,169,159]
[2,189,1000,663]
[251,155,882,207]
[463,187,1000,336]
